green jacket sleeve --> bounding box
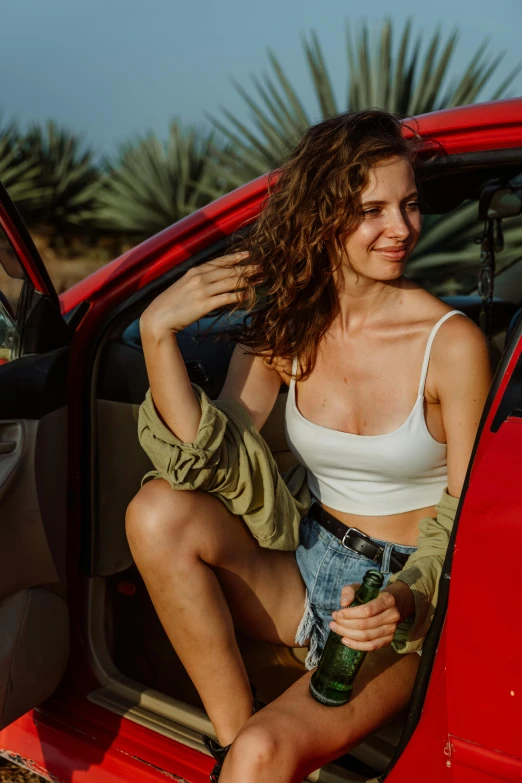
[137,385,311,551]
[388,488,459,654]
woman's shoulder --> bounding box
[403,283,489,370]
[404,284,477,336]
[421,302,491,394]
[430,310,489,367]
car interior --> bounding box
[85,152,522,781]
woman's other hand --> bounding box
[140,251,252,337]
[330,580,414,651]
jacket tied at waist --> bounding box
[138,384,459,655]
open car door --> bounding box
[0,180,71,729]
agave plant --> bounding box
[98,122,224,236]
[0,118,42,207]
[16,121,101,234]
[209,19,522,289]
[211,20,520,185]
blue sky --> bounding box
[1,0,521,157]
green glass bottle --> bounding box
[309,569,385,707]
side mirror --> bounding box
[479,185,522,221]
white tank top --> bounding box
[284,310,464,516]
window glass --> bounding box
[0,228,24,312]
[409,201,522,297]
[0,226,25,365]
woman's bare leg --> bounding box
[220,645,419,782]
[125,479,306,746]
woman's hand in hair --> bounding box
[140,251,252,337]
[139,251,253,443]
[329,581,414,651]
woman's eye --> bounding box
[363,208,380,215]
[407,201,420,210]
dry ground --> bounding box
[0,759,43,782]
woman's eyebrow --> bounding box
[362,191,419,206]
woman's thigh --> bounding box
[224,644,420,781]
[131,480,307,647]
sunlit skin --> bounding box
[341,155,422,283]
[128,151,492,780]
[294,157,436,549]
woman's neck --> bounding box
[334,271,406,332]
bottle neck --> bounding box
[352,582,381,607]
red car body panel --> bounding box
[1,700,214,783]
[1,98,522,782]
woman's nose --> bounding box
[386,209,411,239]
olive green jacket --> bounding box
[138,385,459,654]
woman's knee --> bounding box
[223,721,292,780]
[125,479,200,554]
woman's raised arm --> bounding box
[139,252,251,443]
[218,346,282,432]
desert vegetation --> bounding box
[1,19,521,297]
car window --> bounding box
[411,168,522,298]
[0,228,24,311]
[409,201,522,299]
[122,309,248,399]
[0,226,25,364]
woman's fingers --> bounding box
[201,262,256,287]
[330,589,401,651]
[209,251,250,265]
[339,584,359,607]
[337,590,397,620]
[329,620,398,642]
[330,590,400,652]
[330,613,400,639]
[206,269,253,291]
[333,604,400,629]
[206,291,246,310]
[331,608,400,635]
[203,251,250,274]
[339,635,396,652]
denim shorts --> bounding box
[294,505,417,669]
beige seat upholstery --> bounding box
[94,391,295,576]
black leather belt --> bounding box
[308,501,409,574]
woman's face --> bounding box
[342,155,421,282]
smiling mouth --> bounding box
[373,246,408,258]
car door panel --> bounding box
[0,588,69,729]
[0,323,70,726]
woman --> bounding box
[126,110,492,782]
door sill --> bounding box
[85,577,370,782]
[88,675,367,782]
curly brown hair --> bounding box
[233,109,421,379]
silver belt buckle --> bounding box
[341,526,370,551]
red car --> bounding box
[1,99,522,783]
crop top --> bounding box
[284,310,465,516]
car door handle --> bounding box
[0,440,16,454]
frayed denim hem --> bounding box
[295,592,328,671]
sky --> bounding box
[1,0,521,158]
